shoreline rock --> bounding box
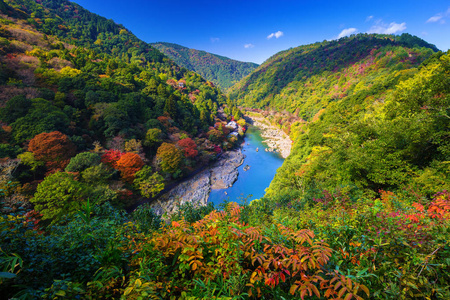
[210,149,244,189]
[148,170,211,216]
[248,116,292,158]
[148,148,244,215]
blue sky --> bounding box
[72,0,450,64]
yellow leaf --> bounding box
[55,290,66,297]
[347,278,352,289]
[338,287,347,298]
[124,287,133,296]
[289,284,298,295]
[360,284,370,296]
[344,293,353,300]
[135,279,142,288]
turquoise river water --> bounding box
[208,126,285,205]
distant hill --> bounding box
[151,42,258,92]
[229,33,439,119]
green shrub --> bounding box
[65,152,101,173]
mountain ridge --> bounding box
[151,41,258,92]
[229,33,439,115]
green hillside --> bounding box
[230,34,438,117]
[3,0,168,63]
[264,46,449,196]
[0,0,246,226]
[228,33,450,298]
[152,42,258,92]
[228,33,449,197]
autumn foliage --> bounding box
[28,131,76,172]
[156,142,183,173]
[116,152,144,183]
[101,149,125,169]
[177,138,198,158]
[126,203,369,299]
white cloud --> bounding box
[384,22,407,34]
[427,15,443,23]
[366,15,373,22]
[267,31,284,39]
[368,21,406,34]
[244,43,255,49]
[426,7,450,24]
[210,37,220,43]
[337,28,358,39]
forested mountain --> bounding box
[152,42,258,92]
[228,34,450,297]
[0,0,248,210]
[0,1,250,296]
[228,33,449,198]
[230,34,438,116]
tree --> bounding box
[81,163,114,184]
[144,78,158,95]
[65,152,101,173]
[156,142,183,174]
[157,83,167,97]
[115,152,144,183]
[17,151,44,178]
[237,119,247,127]
[0,95,32,124]
[144,128,163,148]
[28,131,76,172]
[133,166,165,198]
[11,99,70,143]
[177,138,198,158]
[207,129,222,144]
[31,172,90,221]
[101,149,125,169]
[164,95,178,120]
[124,139,144,157]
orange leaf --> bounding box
[338,286,347,298]
[289,284,298,295]
[300,289,307,300]
[310,284,320,297]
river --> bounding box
[208,125,285,205]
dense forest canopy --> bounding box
[0,0,248,221]
[229,33,438,116]
[152,42,258,92]
[0,0,249,211]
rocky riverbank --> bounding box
[148,149,244,215]
[146,116,291,216]
[210,150,244,189]
[247,116,292,158]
